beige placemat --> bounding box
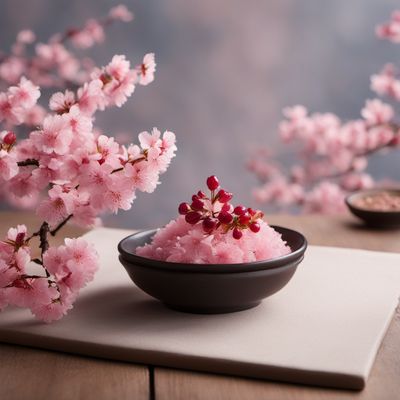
[1,228,399,390]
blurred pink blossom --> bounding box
[249,10,400,214]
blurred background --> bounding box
[1,0,399,228]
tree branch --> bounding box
[50,214,73,236]
[17,158,39,167]
[38,222,50,257]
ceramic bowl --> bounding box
[118,225,307,314]
[345,189,400,228]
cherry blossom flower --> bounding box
[93,176,137,213]
[376,11,400,43]
[303,182,347,214]
[0,150,18,180]
[101,55,137,107]
[370,64,400,100]
[0,259,18,288]
[76,79,104,115]
[31,297,73,323]
[361,99,394,126]
[8,77,40,110]
[138,128,162,149]
[36,185,76,226]
[70,19,105,49]
[0,57,25,84]
[109,5,134,22]
[136,53,156,86]
[63,238,99,287]
[49,90,75,114]
[16,30,35,44]
[30,114,72,155]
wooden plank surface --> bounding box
[0,212,149,400]
[155,213,400,400]
[0,344,150,400]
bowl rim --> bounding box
[118,225,307,273]
[345,188,400,215]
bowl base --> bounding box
[163,301,261,314]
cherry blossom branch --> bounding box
[0,7,176,323]
[50,214,73,236]
[0,5,133,89]
[58,10,130,45]
[297,140,396,186]
[248,10,400,214]
[17,159,39,167]
[250,100,400,213]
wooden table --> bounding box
[1,211,399,400]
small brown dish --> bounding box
[345,189,400,228]
[118,226,307,314]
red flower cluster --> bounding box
[178,175,264,240]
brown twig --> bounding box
[50,214,73,236]
[38,222,50,256]
[17,158,39,167]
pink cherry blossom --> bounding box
[370,64,400,100]
[63,237,99,287]
[340,173,374,191]
[64,105,93,140]
[6,170,39,198]
[0,93,22,125]
[105,54,131,81]
[79,161,113,193]
[0,57,25,85]
[0,150,18,180]
[94,135,121,167]
[161,131,177,154]
[70,19,105,49]
[36,185,77,226]
[138,128,162,149]
[16,30,35,44]
[77,79,104,115]
[42,245,67,276]
[49,90,75,113]
[31,297,73,323]
[0,259,18,288]
[99,55,137,107]
[304,182,346,214]
[109,5,134,22]
[92,175,136,213]
[136,53,156,86]
[31,114,72,155]
[376,11,400,43]
[361,99,394,126]
[124,162,159,193]
[8,77,40,110]
[6,223,26,241]
[23,104,46,126]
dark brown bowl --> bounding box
[118,226,307,314]
[345,189,400,228]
